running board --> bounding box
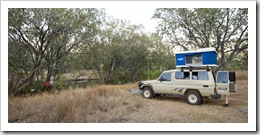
[210,94,221,99]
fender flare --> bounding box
[140,84,155,92]
[184,89,202,97]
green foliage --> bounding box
[76,17,155,83]
[53,75,67,90]
[8,8,103,95]
[226,49,248,71]
[136,68,164,81]
[153,8,248,71]
[112,69,131,85]
[150,70,163,80]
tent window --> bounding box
[186,54,202,65]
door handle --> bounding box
[203,85,209,87]
[218,87,227,90]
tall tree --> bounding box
[79,17,150,83]
[153,8,248,70]
[123,33,151,82]
[148,33,176,70]
[8,8,102,95]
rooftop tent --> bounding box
[175,48,218,68]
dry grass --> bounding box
[235,70,248,80]
[9,83,143,123]
[9,71,248,123]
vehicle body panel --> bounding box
[139,69,236,99]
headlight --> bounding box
[138,82,143,88]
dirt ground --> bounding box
[124,80,248,123]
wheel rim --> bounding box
[188,94,197,103]
[144,90,150,97]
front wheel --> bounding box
[185,91,202,105]
[142,87,153,99]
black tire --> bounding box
[185,91,202,105]
[142,87,153,99]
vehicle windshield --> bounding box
[159,72,171,81]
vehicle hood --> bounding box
[141,80,158,84]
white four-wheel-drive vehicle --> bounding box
[138,68,236,105]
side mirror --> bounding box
[159,78,162,82]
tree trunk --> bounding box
[46,65,53,81]
[10,67,39,96]
[130,69,138,83]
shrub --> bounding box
[53,75,67,90]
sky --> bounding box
[105,8,158,33]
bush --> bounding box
[138,69,162,80]
[54,75,67,90]
[112,70,131,84]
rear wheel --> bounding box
[142,87,153,99]
[185,91,202,105]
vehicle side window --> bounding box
[175,72,190,80]
[159,73,171,81]
[192,71,209,80]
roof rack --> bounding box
[179,65,214,72]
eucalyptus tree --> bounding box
[122,32,151,82]
[80,16,150,83]
[8,8,103,95]
[153,8,248,70]
[147,33,176,70]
